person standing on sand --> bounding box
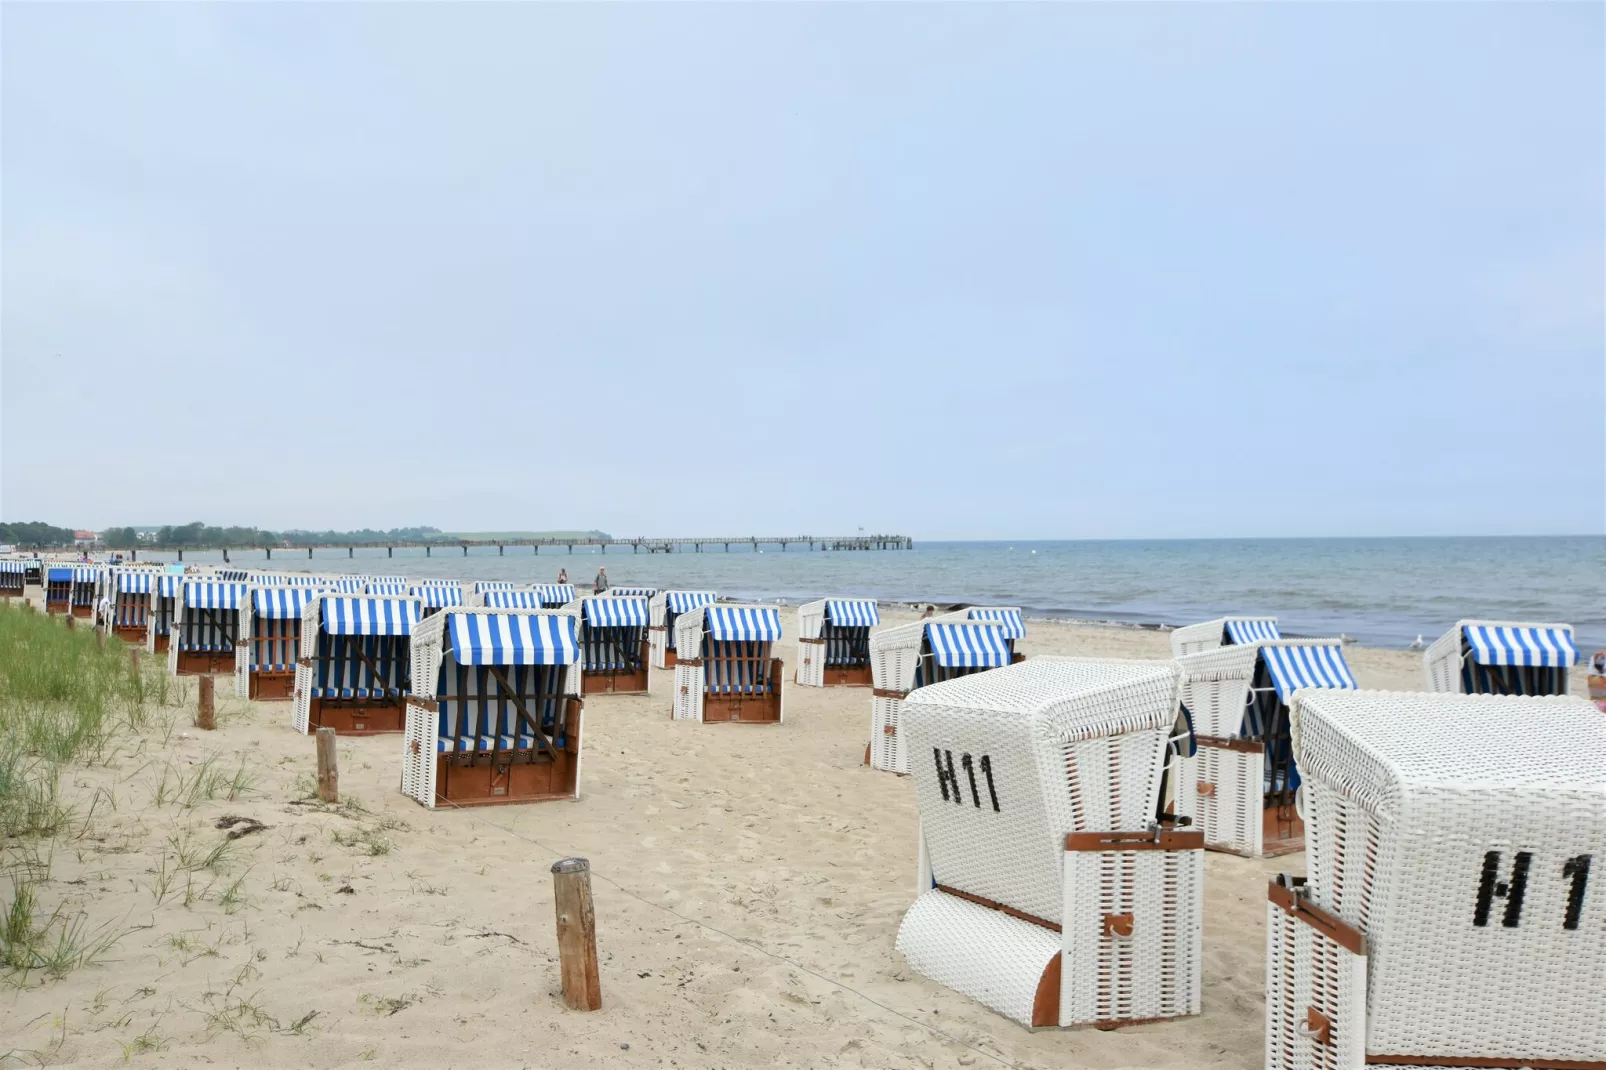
[557,568,568,584]
[594,567,608,594]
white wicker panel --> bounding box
[1265,896,1368,1070]
[166,605,179,677]
[1291,689,1606,1063]
[797,600,825,641]
[673,662,703,721]
[673,607,705,674]
[870,620,928,694]
[1182,746,1264,856]
[648,593,670,669]
[869,695,907,773]
[1422,626,1464,693]
[1170,619,1227,658]
[796,638,825,688]
[895,888,1059,1029]
[234,605,253,698]
[1176,645,1258,737]
[409,611,447,699]
[401,702,433,808]
[1061,845,1202,1027]
[146,611,157,654]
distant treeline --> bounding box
[101,524,447,548]
[0,521,78,548]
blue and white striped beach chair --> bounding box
[796,598,881,687]
[1424,619,1576,697]
[0,560,26,598]
[866,619,1013,773]
[107,569,158,641]
[168,580,249,676]
[671,604,784,723]
[1170,616,1280,657]
[238,586,317,700]
[44,567,74,614]
[649,590,718,669]
[293,595,421,734]
[410,583,464,618]
[577,595,650,693]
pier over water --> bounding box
[131,534,914,561]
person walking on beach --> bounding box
[594,567,608,594]
[557,568,568,584]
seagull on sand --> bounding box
[1408,635,1425,651]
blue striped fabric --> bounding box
[482,589,544,609]
[1260,643,1357,700]
[448,611,579,666]
[310,633,409,697]
[967,607,1024,639]
[281,575,326,586]
[1462,624,1576,667]
[250,573,288,586]
[1224,618,1281,645]
[706,606,783,642]
[925,623,1010,668]
[826,600,880,628]
[218,570,250,581]
[319,597,419,636]
[607,587,656,597]
[474,581,516,593]
[411,577,459,586]
[184,582,248,609]
[365,575,407,583]
[666,591,717,614]
[251,616,300,671]
[584,596,649,627]
[432,663,567,753]
[253,587,314,619]
[117,572,155,594]
[533,584,576,607]
[365,583,409,596]
[411,585,464,608]
[0,561,27,573]
[157,575,182,598]
[330,578,363,593]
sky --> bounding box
[2,3,1602,540]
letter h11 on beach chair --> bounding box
[672,604,785,723]
[576,594,650,694]
[796,599,880,688]
[866,619,1013,774]
[293,595,420,734]
[649,590,717,669]
[236,586,317,700]
[169,580,248,676]
[1169,616,1280,657]
[1423,619,1577,697]
[1266,689,1605,1070]
[403,609,583,808]
[895,658,1204,1031]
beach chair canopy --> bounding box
[1260,641,1356,699]
[47,567,72,582]
[365,582,409,596]
[447,611,579,666]
[474,581,516,593]
[965,607,1024,639]
[411,585,463,608]
[329,578,363,593]
[666,591,718,614]
[825,599,880,628]
[319,596,419,636]
[706,605,782,642]
[117,572,155,593]
[281,574,326,586]
[533,584,575,605]
[608,587,656,597]
[411,577,459,586]
[482,589,545,609]
[0,561,26,573]
[156,575,182,598]
[1462,623,1576,667]
[253,587,315,619]
[184,582,247,609]
[926,622,1011,668]
[366,575,406,583]
[218,570,250,582]
[584,596,649,627]
[1224,618,1280,644]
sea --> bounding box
[162,536,1606,650]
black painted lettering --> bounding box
[979,754,1000,812]
[1563,855,1592,931]
[1474,851,1533,928]
[960,754,981,808]
[934,749,962,805]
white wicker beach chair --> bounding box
[292,595,421,735]
[168,580,248,677]
[575,595,650,694]
[1266,689,1605,1070]
[1423,619,1576,696]
[403,608,584,808]
[1169,616,1280,658]
[866,619,1014,774]
[671,603,784,723]
[895,658,1203,1030]
[236,586,317,700]
[796,598,880,688]
[649,590,717,670]
[101,568,158,642]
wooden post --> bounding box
[129,647,141,678]
[316,726,338,803]
[64,614,75,630]
[95,626,105,649]
[197,675,215,730]
[550,857,601,1011]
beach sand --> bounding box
[0,606,1560,1069]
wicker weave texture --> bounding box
[1171,619,1228,657]
[796,598,825,688]
[870,620,928,694]
[895,888,1059,1028]
[869,696,908,773]
[1422,618,1575,694]
[1265,895,1368,1070]
[1178,746,1263,856]
[1177,645,1258,736]
[673,662,703,721]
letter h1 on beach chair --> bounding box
[672,604,784,723]
[403,609,583,808]
[866,619,1012,774]
[409,582,464,619]
[649,590,717,669]
[236,586,316,700]
[293,595,420,735]
[895,658,1204,1031]
[0,560,25,599]
[1423,619,1576,697]
[168,581,248,676]
[576,595,650,694]
[1169,616,1280,657]
[936,607,1028,663]
[1266,689,1605,1070]
[796,599,880,688]
[1171,638,1356,857]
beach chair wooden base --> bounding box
[432,750,578,806]
[662,649,678,669]
[1012,651,1026,664]
[70,605,92,619]
[176,650,234,675]
[113,625,146,643]
[307,698,405,735]
[1261,804,1303,858]
[249,671,296,702]
[152,635,170,654]
[45,602,68,615]
[824,663,873,688]
[582,665,649,695]
[700,660,784,723]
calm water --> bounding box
[160,536,1606,649]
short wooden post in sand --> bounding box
[550,857,602,1011]
[197,675,216,730]
[316,726,338,803]
[129,647,141,679]
[95,627,105,650]
[64,614,75,631]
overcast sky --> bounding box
[3,3,1601,539]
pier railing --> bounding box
[127,534,914,562]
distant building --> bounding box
[74,530,101,548]
[136,530,159,544]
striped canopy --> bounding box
[1260,643,1357,700]
[281,574,327,586]
[925,623,1011,668]
[585,596,649,628]
[0,561,26,573]
[117,572,154,594]
[218,570,250,581]
[608,587,656,597]
[411,577,459,586]
[826,600,880,628]
[482,589,544,609]
[706,605,782,642]
[184,582,247,609]
[72,566,100,583]
[319,597,419,636]
[474,581,516,593]
[330,578,363,593]
[366,583,409,596]
[967,607,1024,639]
[366,575,406,583]
[156,575,183,598]
[46,567,72,582]
[411,585,464,608]
[448,611,579,666]
[667,591,718,614]
[1225,618,1281,645]
[1463,624,1576,668]
[250,573,288,586]
[533,584,576,606]
[254,587,315,619]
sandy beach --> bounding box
[1,605,1581,1069]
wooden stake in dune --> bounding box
[550,857,601,1011]
[197,675,216,730]
[129,647,141,679]
[316,726,339,803]
[95,626,105,649]
[64,613,75,630]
